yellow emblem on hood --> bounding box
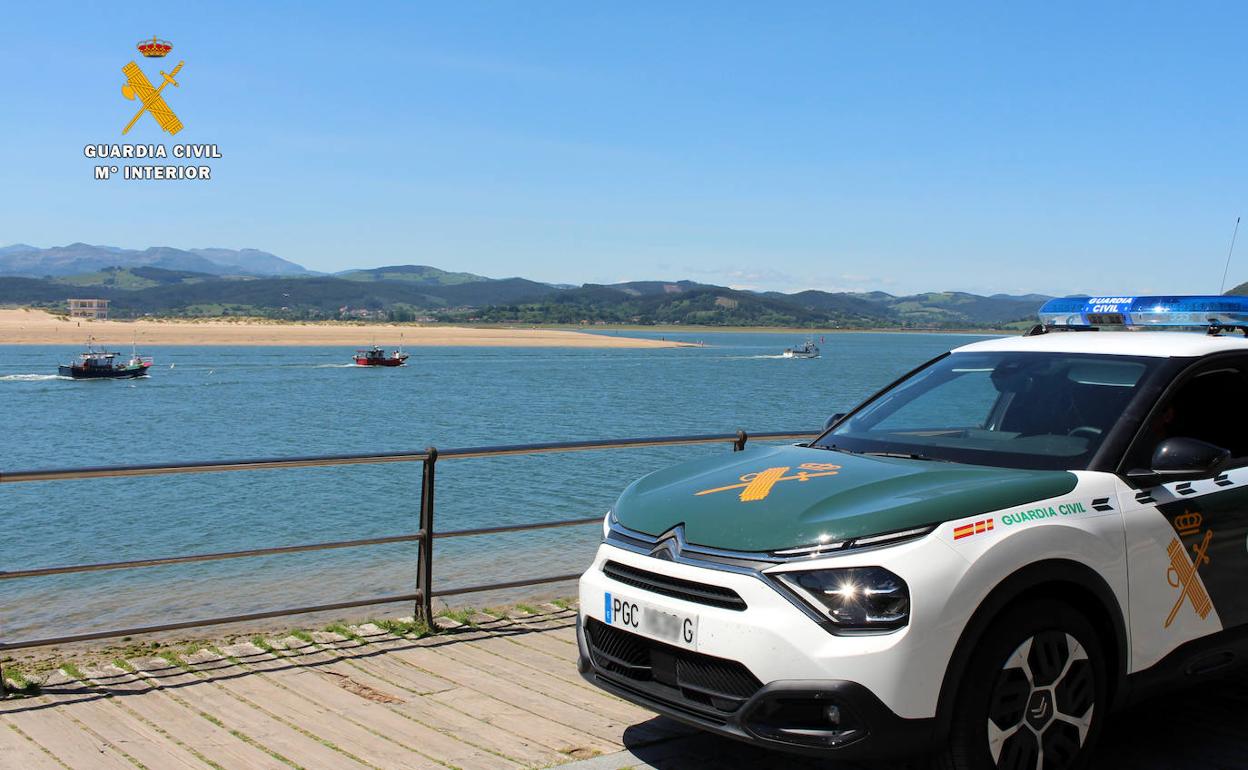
[695,463,841,503]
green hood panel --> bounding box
[613,444,1078,552]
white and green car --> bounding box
[577,296,1248,769]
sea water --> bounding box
[0,331,991,640]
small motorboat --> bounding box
[782,339,821,359]
[354,345,409,367]
[59,340,153,379]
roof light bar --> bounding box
[1038,295,1248,328]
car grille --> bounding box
[602,561,747,611]
[584,617,762,716]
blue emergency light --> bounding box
[1037,295,1248,329]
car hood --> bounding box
[612,444,1078,552]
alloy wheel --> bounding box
[986,631,1095,770]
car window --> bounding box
[817,351,1157,470]
[869,367,999,433]
[1131,360,1248,467]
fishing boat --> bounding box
[782,338,821,359]
[353,345,409,367]
[58,340,153,379]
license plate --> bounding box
[604,592,697,648]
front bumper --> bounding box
[577,616,935,758]
[577,541,958,758]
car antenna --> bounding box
[1218,216,1241,295]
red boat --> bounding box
[353,345,409,367]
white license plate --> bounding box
[604,592,697,649]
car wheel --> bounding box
[934,599,1108,770]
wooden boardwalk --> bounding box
[0,606,689,770]
[3,605,1246,769]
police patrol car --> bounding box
[577,296,1248,769]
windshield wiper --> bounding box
[859,451,948,462]
[815,445,948,462]
[813,444,858,455]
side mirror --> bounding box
[824,412,847,431]
[1129,436,1231,484]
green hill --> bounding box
[0,263,1051,328]
[55,266,218,290]
[465,286,891,327]
[336,265,491,285]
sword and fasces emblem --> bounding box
[122,60,185,135]
[1164,509,1214,629]
[695,463,841,502]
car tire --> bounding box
[932,598,1108,770]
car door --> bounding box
[1120,356,1248,674]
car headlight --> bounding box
[602,509,614,541]
[775,567,909,632]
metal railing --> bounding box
[0,429,814,665]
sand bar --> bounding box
[0,308,685,347]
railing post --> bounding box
[0,603,7,696]
[733,429,748,452]
[416,447,437,626]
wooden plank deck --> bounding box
[0,606,681,770]
[4,606,1246,769]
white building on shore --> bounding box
[67,298,109,320]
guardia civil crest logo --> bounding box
[120,36,185,135]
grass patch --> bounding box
[1,664,40,696]
[551,598,573,610]
[372,618,431,637]
[200,712,225,728]
[514,603,539,615]
[113,641,161,659]
[440,607,479,626]
[157,651,192,672]
[289,629,315,643]
[228,727,300,769]
[177,641,214,658]
[60,662,86,681]
[250,636,277,653]
[323,623,361,641]
[112,658,136,672]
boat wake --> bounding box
[317,364,361,368]
[0,373,69,382]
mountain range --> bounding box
[0,243,1063,328]
[0,243,308,278]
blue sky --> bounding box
[3,2,1248,295]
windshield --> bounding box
[815,351,1160,470]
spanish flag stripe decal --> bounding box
[954,518,994,541]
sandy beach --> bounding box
[0,308,685,347]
